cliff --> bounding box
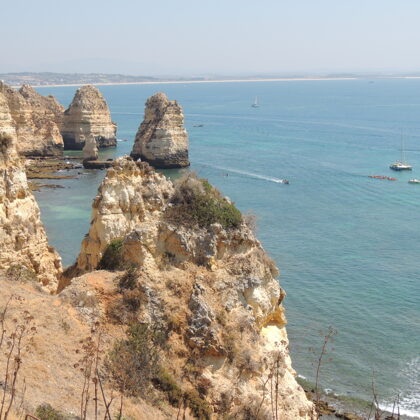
[74,156,314,419]
[61,85,117,150]
[0,91,62,291]
[19,84,64,130]
[0,82,64,157]
[130,93,189,168]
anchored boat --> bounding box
[390,132,412,171]
[408,179,420,184]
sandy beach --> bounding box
[25,76,360,89]
[12,75,420,89]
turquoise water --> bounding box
[35,80,420,418]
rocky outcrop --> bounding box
[61,85,117,150]
[130,93,189,168]
[0,91,62,291]
[75,157,314,419]
[0,81,64,157]
[76,157,173,270]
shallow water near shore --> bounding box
[35,80,420,418]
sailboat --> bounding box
[390,131,412,171]
[251,96,259,108]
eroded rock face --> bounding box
[0,92,62,291]
[61,85,117,150]
[75,157,314,419]
[76,156,173,271]
[0,82,64,157]
[130,93,189,168]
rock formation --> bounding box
[0,91,62,291]
[130,93,189,168]
[74,156,314,419]
[61,85,117,150]
[0,81,64,157]
[83,133,99,161]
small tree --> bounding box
[105,323,165,419]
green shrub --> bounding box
[184,389,212,420]
[153,369,183,406]
[167,173,242,230]
[98,239,125,270]
[35,403,67,420]
[153,369,212,420]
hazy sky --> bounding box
[2,0,420,75]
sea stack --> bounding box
[61,85,117,150]
[73,156,314,419]
[82,134,99,162]
[0,81,64,157]
[0,91,62,291]
[130,93,189,168]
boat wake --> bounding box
[201,164,289,184]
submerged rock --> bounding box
[130,92,189,168]
[0,81,64,157]
[61,85,117,150]
[0,91,62,291]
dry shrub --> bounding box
[5,265,37,283]
[221,328,240,363]
[106,289,142,324]
[260,251,279,278]
[116,266,139,290]
[35,403,68,420]
[70,290,97,309]
[235,349,261,374]
[243,211,258,233]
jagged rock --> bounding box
[187,282,224,355]
[130,93,189,168]
[0,92,62,291]
[61,85,117,150]
[76,157,173,271]
[0,81,64,157]
[74,157,314,419]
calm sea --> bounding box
[35,80,419,418]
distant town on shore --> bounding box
[3,71,420,87]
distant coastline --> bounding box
[4,72,420,89]
[29,77,360,89]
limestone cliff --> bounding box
[0,91,62,291]
[0,82,64,157]
[19,84,64,129]
[61,85,117,150]
[130,93,189,168]
[75,157,314,419]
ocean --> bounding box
[35,79,420,418]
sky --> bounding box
[1,0,420,76]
